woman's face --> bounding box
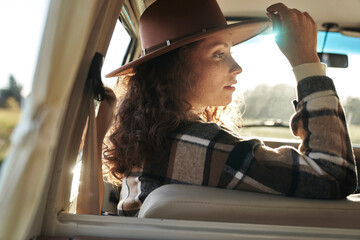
[185,34,242,110]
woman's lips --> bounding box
[224,85,236,91]
[224,81,237,91]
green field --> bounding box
[0,108,20,163]
[348,125,360,146]
[238,126,297,140]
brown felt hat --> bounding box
[106,0,271,78]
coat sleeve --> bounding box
[236,76,358,198]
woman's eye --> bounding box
[214,52,225,58]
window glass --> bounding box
[101,19,131,88]
[231,32,360,144]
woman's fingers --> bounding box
[267,3,291,17]
[303,11,316,25]
[291,8,303,16]
[266,3,319,67]
[266,12,283,43]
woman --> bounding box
[104,0,357,216]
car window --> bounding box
[230,31,360,144]
[102,19,132,88]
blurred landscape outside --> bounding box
[0,0,50,164]
[231,32,360,144]
[0,76,22,162]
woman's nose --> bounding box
[230,56,242,76]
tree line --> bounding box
[0,75,23,108]
[235,83,360,126]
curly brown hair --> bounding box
[103,42,226,185]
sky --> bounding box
[101,20,131,88]
[0,0,50,97]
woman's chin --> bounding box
[213,98,233,107]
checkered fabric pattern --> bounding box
[118,76,358,216]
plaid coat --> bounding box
[118,75,358,216]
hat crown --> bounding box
[106,0,270,78]
[139,0,227,54]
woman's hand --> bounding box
[266,3,320,67]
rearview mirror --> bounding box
[317,52,348,68]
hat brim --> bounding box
[106,19,271,78]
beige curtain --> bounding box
[0,0,123,239]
